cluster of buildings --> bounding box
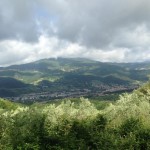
[6,84,138,103]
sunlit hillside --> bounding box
[0,58,150,99]
[0,83,150,149]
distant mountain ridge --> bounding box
[0,57,149,99]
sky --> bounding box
[0,0,150,66]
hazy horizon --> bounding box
[0,57,150,68]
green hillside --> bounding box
[0,83,149,149]
[0,77,28,89]
[0,58,149,98]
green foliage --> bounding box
[119,118,142,137]
[0,98,19,110]
[0,83,150,149]
[114,118,150,150]
[104,89,150,127]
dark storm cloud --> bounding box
[1,0,150,48]
[0,0,38,42]
[37,0,150,49]
[0,0,150,65]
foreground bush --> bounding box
[0,86,149,149]
[104,88,150,128]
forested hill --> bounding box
[0,58,149,98]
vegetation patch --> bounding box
[0,83,150,149]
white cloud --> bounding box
[0,0,150,65]
[1,35,149,66]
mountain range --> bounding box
[0,58,149,101]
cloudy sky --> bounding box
[0,0,150,66]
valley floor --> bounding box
[6,84,138,103]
